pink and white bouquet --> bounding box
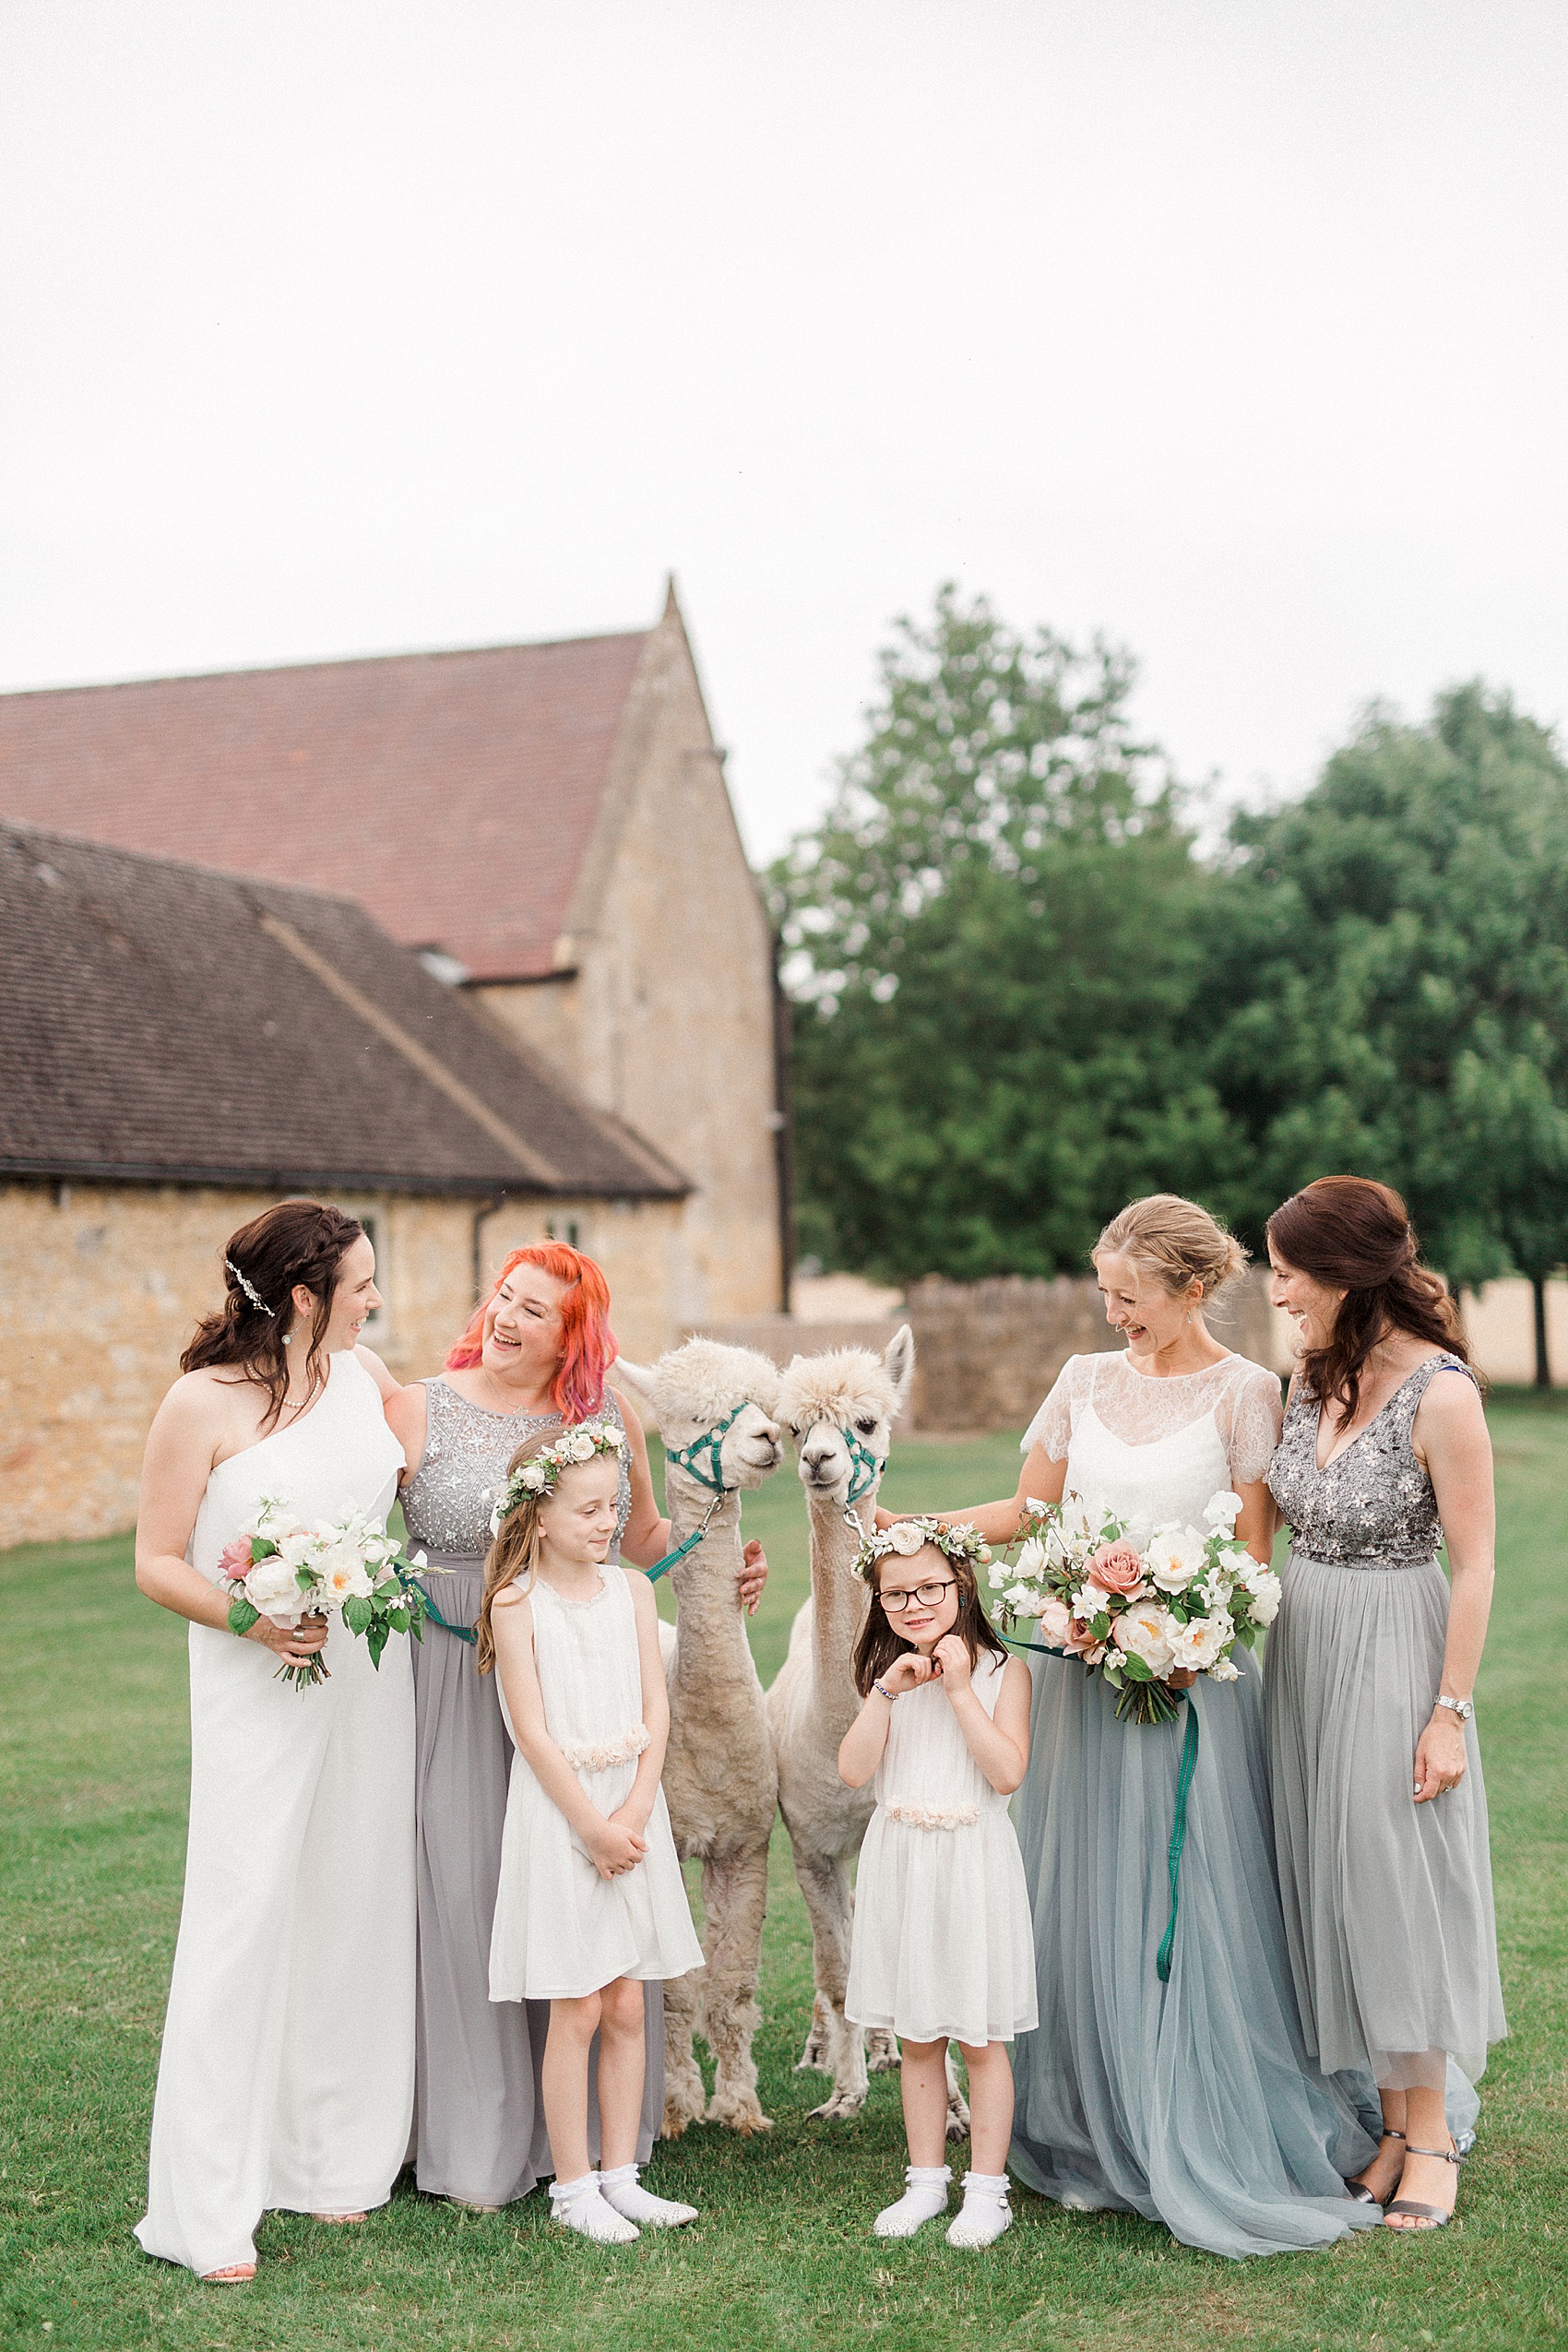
[218,1493,428,1688]
[989,1490,1281,1724]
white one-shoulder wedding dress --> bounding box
[136,1351,414,2277]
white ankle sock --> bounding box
[946,2170,1012,2249]
[873,2164,951,2238]
[549,2172,639,2244]
[597,2162,697,2227]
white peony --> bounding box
[244,1553,308,1619]
[1204,1490,1244,1527]
[1244,1570,1282,1626]
[1167,1610,1232,1671]
[888,1522,926,1556]
[1146,1526,1206,1594]
[276,1528,318,1572]
[316,1543,374,1605]
[1113,1602,1176,1678]
[1014,1537,1047,1579]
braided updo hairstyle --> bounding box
[1093,1194,1250,1303]
[1265,1176,1471,1423]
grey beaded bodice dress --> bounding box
[402,1379,658,2205]
[1265,1354,1504,2101]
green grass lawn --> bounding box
[2,1408,1564,2351]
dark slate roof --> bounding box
[0,627,652,980]
[0,821,688,1199]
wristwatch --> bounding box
[1434,1694,1475,1722]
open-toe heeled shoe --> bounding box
[1383,2141,1462,2230]
[1347,2127,1405,2204]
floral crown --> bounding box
[849,1511,992,1585]
[489,1419,627,1533]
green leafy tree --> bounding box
[770,587,1231,1282]
[1206,683,1568,1382]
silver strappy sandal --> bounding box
[1347,2126,1405,2205]
[1383,2141,1463,2230]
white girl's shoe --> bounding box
[597,2162,698,2227]
[946,2170,1012,2249]
[873,2164,952,2237]
[549,2171,639,2244]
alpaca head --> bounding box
[778,1326,915,1507]
[616,1338,784,1492]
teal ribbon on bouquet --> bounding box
[1155,1701,1200,1985]
[994,1629,1199,1986]
[395,1562,477,1646]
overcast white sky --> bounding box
[3,1,1565,862]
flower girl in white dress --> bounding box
[839,1518,1036,2249]
[477,1420,703,2243]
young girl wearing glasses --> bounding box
[838,1519,1035,2248]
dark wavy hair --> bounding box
[851,1544,1008,1699]
[182,1200,365,1429]
[1265,1176,1472,1424]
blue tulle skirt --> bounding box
[1008,1650,1384,2258]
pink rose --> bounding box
[1086,1540,1146,1597]
[1063,1615,1104,1658]
[1037,1598,1075,1647]
[217,1535,255,1584]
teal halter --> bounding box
[807,1420,885,1507]
[663,1401,747,1495]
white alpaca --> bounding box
[767,1330,968,2132]
[616,1339,783,2138]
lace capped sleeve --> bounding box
[1219,1362,1285,1487]
[1022,1357,1085,1463]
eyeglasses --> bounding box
[879,1578,957,1613]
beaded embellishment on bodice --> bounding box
[1267,1353,1474,1566]
[400,1379,631,1559]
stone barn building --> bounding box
[0,820,697,1546]
[0,584,787,1347]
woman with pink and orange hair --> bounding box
[383,1244,766,2211]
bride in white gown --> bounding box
[908,1195,1380,2258]
[132,1203,413,2282]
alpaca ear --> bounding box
[883,1324,915,1415]
[614,1359,657,1408]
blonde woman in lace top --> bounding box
[895,1194,1380,2259]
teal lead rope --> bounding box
[995,1630,1199,1986]
[644,1490,728,1585]
[1155,1700,1200,1984]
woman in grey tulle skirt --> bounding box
[1266,1179,1504,2233]
[915,1195,1382,2259]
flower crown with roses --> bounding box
[848,1510,991,1585]
[489,1419,627,1534]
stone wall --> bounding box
[2,1179,686,1549]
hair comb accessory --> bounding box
[226,1259,276,1316]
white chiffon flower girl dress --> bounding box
[846,1652,1037,2050]
[489,1563,701,2002]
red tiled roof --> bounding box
[0,632,652,981]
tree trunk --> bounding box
[1533,1274,1551,1390]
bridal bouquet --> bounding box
[218,1495,428,1688]
[988,1490,1281,1724]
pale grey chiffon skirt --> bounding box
[411,1558,663,2204]
[1265,1550,1505,2096]
[1010,1651,1381,2259]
